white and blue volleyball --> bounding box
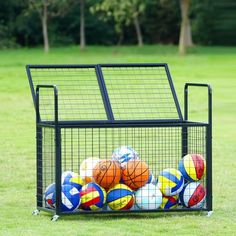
[61,184,81,212]
[44,183,81,212]
[44,183,56,208]
[61,171,84,191]
[135,184,162,210]
[112,146,139,167]
[157,168,184,196]
[147,172,157,185]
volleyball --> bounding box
[122,160,150,190]
[107,184,135,210]
[112,146,139,167]
[147,172,157,185]
[44,183,81,212]
[61,171,84,191]
[160,195,179,209]
[80,182,106,211]
[135,184,162,210]
[61,184,81,212]
[93,159,121,189]
[80,157,100,183]
[44,183,56,208]
[180,182,206,208]
[157,168,184,196]
[178,154,206,182]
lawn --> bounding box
[0,45,236,235]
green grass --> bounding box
[0,45,236,235]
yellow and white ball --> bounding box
[107,184,135,210]
[79,157,100,183]
[157,168,184,196]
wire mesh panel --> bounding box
[28,66,107,121]
[37,127,55,209]
[41,125,208,213]
[101,64,182,121]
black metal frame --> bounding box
[26,64,212,217]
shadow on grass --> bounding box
[39,210,206,222]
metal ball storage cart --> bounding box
[26,63,212,221]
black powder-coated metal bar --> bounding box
[99,63,167,67]
[95,65,114,121]
[36,85,62,214]
[52,86,62,215]
[26,65,37,109]
[184,83,212,211]
[27,64,96,69]
[52,207,208,215]
[36,126,43,208]
[36,120,208,129]
[165,64,183,121]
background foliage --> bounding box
[0,0,235,49]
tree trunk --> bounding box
[80,0,86,50]
[42,1,49,53]
[133,15,143,47]
[179,0,193,55]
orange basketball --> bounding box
[122,160,150,190]
[93,160,121,190]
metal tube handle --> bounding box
[36,85,58,124]
[184,83,212,125]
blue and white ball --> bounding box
[112,146,139,167]
[44,183,81,212]
[135,184,162,210]
[45,183,56,208]
[147,172,157,185]
[61,171,84,191]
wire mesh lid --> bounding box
[26,63,183,122]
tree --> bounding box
[91,0,146,46]
[179,0,193,54]
[28,0,75,52]
[80,0,86,50]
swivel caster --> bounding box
[32,209,40,216]
[206,211,213,217]
[51,215,60,221]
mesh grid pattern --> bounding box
[101,66,179,120]
[38,127,55,208]
[30,67,107,121]
[40,125,207,212]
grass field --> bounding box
[0,45,236,235]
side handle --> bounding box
[36,85,58,123]
[184,83,212,125]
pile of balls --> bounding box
[44,146,206,212]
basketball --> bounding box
[135,184,162,210]
[107,184,135,210]
[44,183,81,212]
[178,154,206,182]
[157,168,184,196]
[80,157,100,183]
[112,146,139,167]
[93,159,121,189]
[80,182,106,211]
[61,171,84,191]
[180,182,206,208]
[160,195,179,209]
[122,160,150,190]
